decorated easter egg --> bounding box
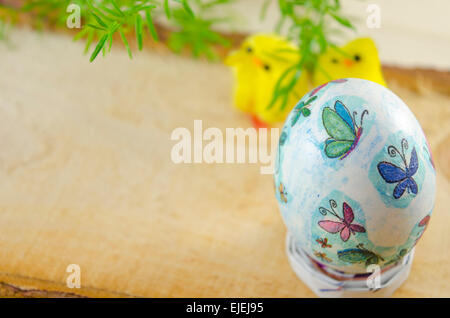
[274,78,435,273]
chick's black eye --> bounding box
[354,54,361,62]
[246,47,253,53]
[264,64,270,71]
[331,58,338,64]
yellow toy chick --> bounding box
[225,34,309,127]
[313,37,386,87]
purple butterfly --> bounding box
[377,139,419,199]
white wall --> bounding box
[227,0,450,69]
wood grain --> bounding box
[0,29,449,298]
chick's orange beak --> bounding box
[343,59,354,67]
[253,57,263,67]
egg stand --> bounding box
[286,233,414,297]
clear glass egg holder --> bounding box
[286,232,414,297]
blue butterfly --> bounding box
[377,139,419,199]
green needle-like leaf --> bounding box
[91,12,108,28]
[164,0,171,19]
[330,13,354,29]
[260,0,271,21]
[119,28,132,59]
[145,9,159,41]
[90,34,108,62]
[74,28,89,42]
[135,14,143,50]
[87,24,106,31]
[110,0,125,16]
[84,29,95,54]
[107,33,113,52]
[180,0,195,18]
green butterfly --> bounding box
[384,249,407,266]
[322,100,368,159]
[338,244,384,266]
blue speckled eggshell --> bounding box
[274,78,436,273]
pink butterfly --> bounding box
[318,202,365,242]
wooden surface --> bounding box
[0,29,449,298]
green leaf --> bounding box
[304,95,317,105]
[74,27,89,42]
[145,9,159,41]
[260,0,271,21]
[267,65,297,110]
[110,0,125,16]
[275,16,285,33]
[330,13,354,29]
[135,14,143,50]
[301,108,311,116]
[87,24,106,31]
[99,5,124,18]
[90,34,108,62]
[86,0,114,23]
[84,28,95,54]
[180,0,195,18]
[107,33,113,52]
[91,12,108,28]
[119,28,132,59]
[164,0,171,19]
[109,21,120,34]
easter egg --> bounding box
[274,78,436,273]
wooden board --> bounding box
[0,29,449,298]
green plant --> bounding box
[1,0,355,108]
[14,0,233,61]
[265,0,355,110]
[167,0,232,60]
[76,0,161,61]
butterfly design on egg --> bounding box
[290,95,317,127]
[278,183,288,204]
[322,100,368,160]
[377,138,419,199]
[314,251,332,263]
[316,237,332,248]
[385,248,407,266]
[291,80,349,127]
[318,199,366,242]
[338,243,384,266]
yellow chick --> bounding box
[225,34,309,127]
[313,37,386,87]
